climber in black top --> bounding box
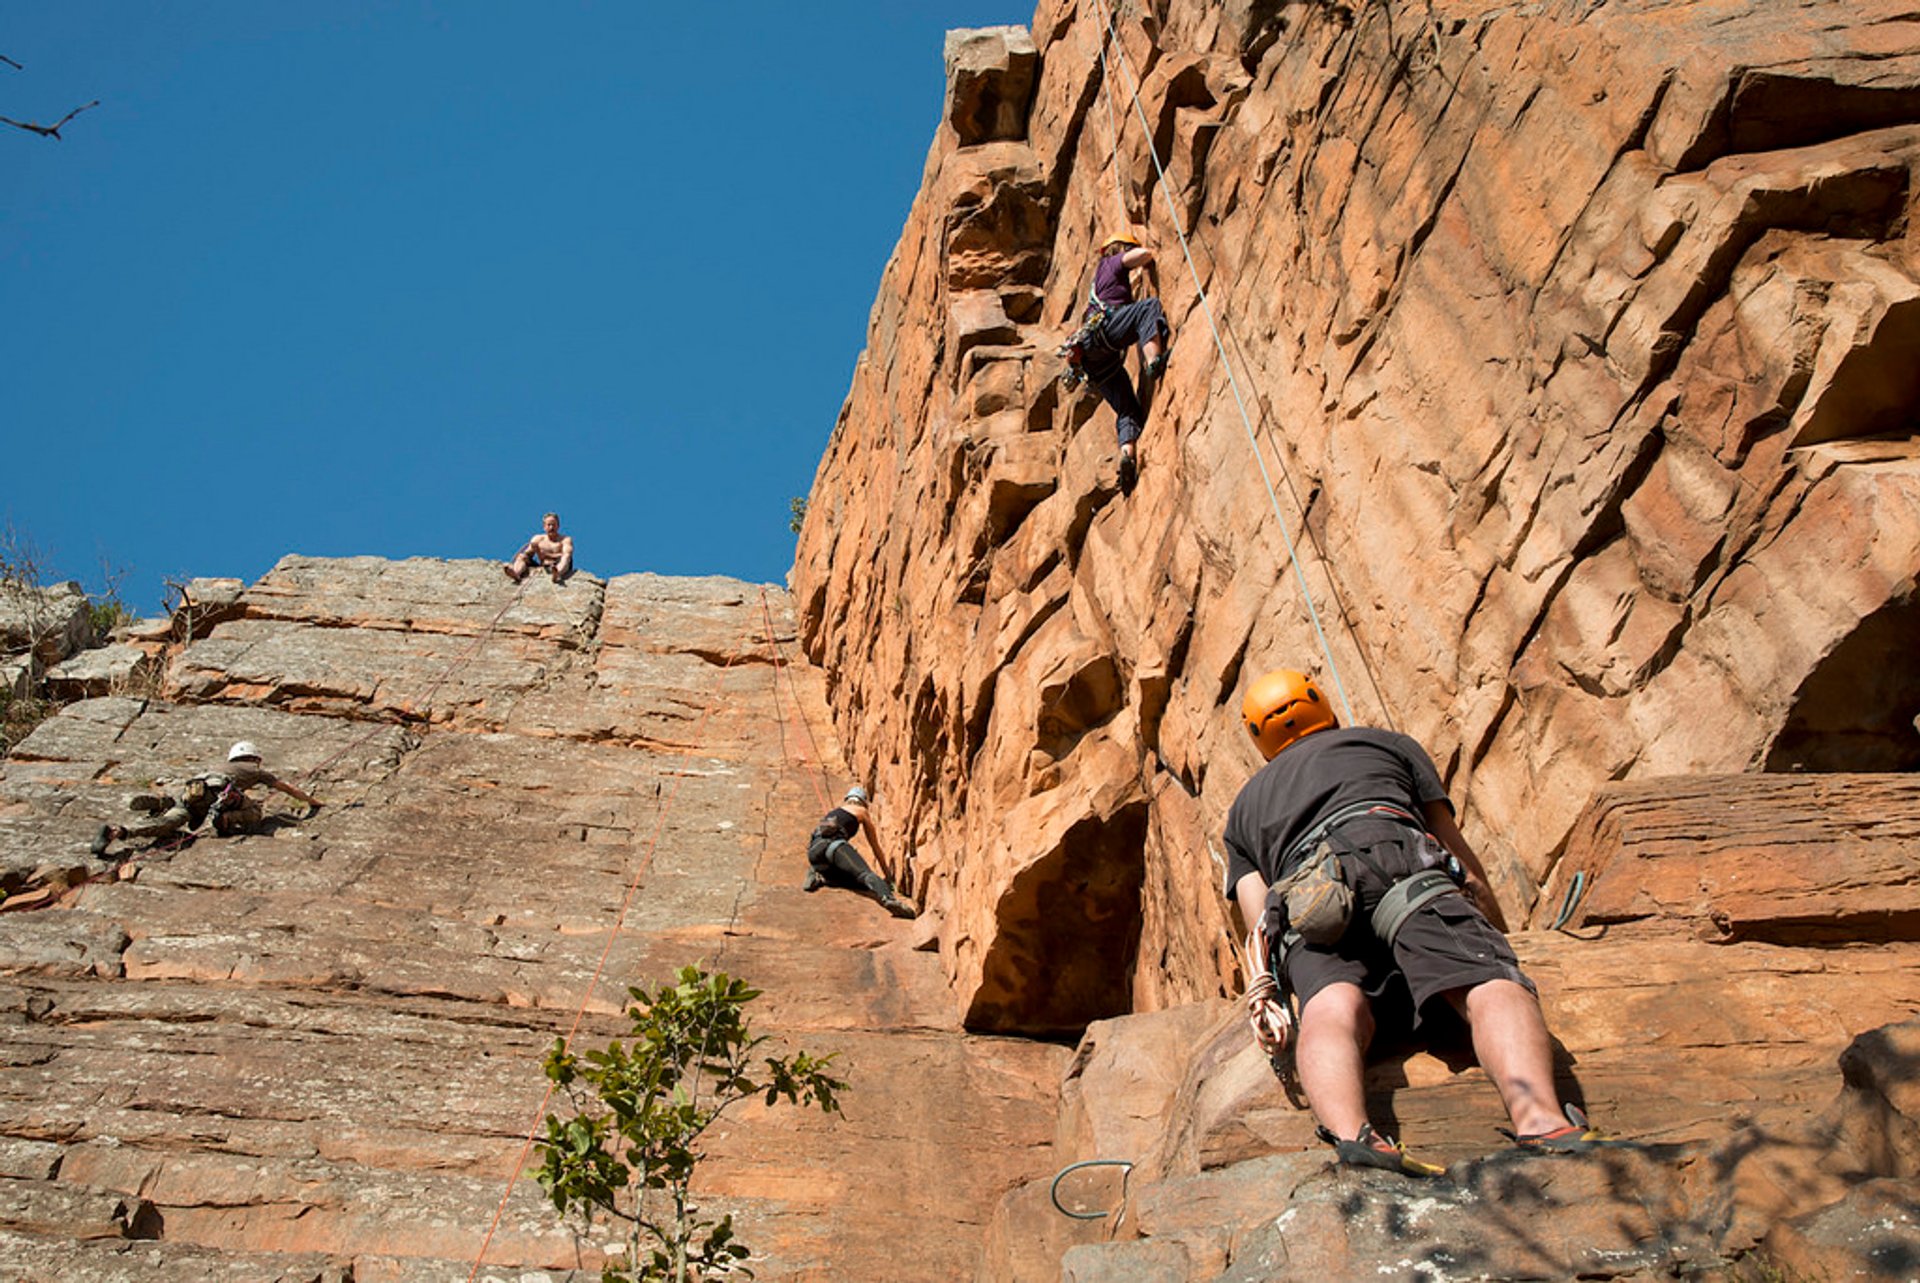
[806,786,916,919]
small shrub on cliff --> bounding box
[787,496,808,535]
[536,965,846,1283]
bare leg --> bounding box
[504,551,531,582]
[1295,982,1374,1141]
[1449,979,1567,1136]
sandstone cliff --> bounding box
[795,0,1920,1041]
[0,558,1064,1279]
[789,0,1920,1277]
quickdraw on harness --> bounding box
[1056,277,1119,391]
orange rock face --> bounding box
[790,4,1920,1277]
[792,0,1920,1032]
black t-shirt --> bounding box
[1222,727,1450,894]
[812,807,858,843]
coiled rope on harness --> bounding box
[1088,0,1371,729]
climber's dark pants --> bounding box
[807,837,878,890]
[1084,298,1168,447]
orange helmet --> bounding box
[1242,669,1336,760]
[1099,228,1142,253]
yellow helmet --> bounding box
[1242,669,1336,760]
[1099,228,1142,253]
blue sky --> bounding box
[3,3,1032,613]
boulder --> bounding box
[44,644,154,701]
[0,581,91,667]
[944,26,1038,146]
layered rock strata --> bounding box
[979,773,1920,1279]
[790,1,1920,1277]
[793,0,1920,1033]
[0,557,1063,1280]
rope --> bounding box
[1093,20,1130,228]
[1088,0,1359,726]
[1548,869,1589,933]
[1049,1157,1135,1222]
[465,614,763,1279]
[295,575,533,794]
[6,576,540,918]
[758,587,833,814]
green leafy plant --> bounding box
[536,965,846,1283]
[787,496,808,535]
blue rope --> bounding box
[1548,869,1589,932]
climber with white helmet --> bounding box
[91,740,320,858]
[803,785,916,919]
[1057,227,1170,496]
[1223,669,1601,1176]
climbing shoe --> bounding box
[1501,1103,1609,1152]
[89,824,117,856]
[802,869,827,893]
[1117,452,1138,496]
[1317,1124,1445,1178]
[880,894,918,920]
[1144,353,1167,380]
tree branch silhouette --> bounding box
[1,99,100,140]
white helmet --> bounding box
[843,786,870,806]
[227,741,262,762]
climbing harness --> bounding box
[1256,802,1466,985]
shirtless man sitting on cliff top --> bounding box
[504,512,574,584]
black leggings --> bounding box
[807,837,880,892]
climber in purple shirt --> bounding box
[1079,228,1170,496]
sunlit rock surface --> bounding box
[0,557,1064,1280]
[793,1,1920,1278]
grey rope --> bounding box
[1090,0,1358,725]
[1548,869,1589,932]
[1049,1157,1135,1221]
[1093,22,1130,227]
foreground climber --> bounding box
[1059,229,1170,496]
[92,741,320,857]
[504,511,575,584]
[1224,670,1599,1175]
[804,786,916,919]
